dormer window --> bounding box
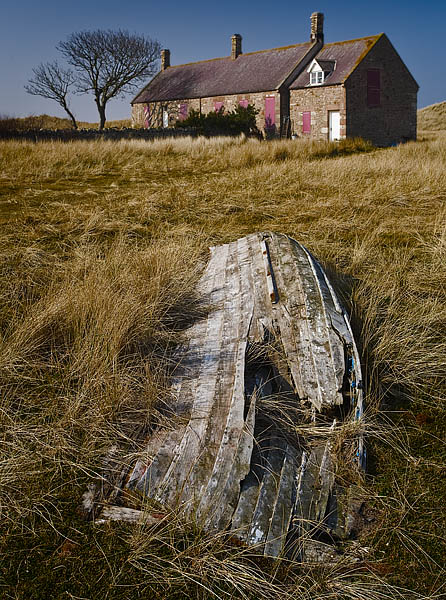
[310,71,324,85]
[307,58,336,86]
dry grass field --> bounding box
[0,114,132,130]
[418,102,446,131]
[0,130,445,599]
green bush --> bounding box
[175,104,261,137]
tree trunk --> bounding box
[96,101,107,130]
[67,110,78,130]
[61,100,78,129]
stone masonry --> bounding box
[290,86,346,139]
[345,35,418,145]
[289,35,418,145]
[132,91,280,134]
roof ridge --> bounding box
[164,36,381,70]
[165,41,312,70]
[322,33,382,47]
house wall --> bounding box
[289,85,346,139]
[132,90,281,134]
[345,35,418,145]
[132,99,201,129]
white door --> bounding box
[329,111,340,141]
[163,110,169,128]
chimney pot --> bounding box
[231,34,242,60]
[310,12,324,44]
[161,49,170,70]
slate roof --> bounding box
[315,59,336,71]
[290,35,382,88]
[133,34,385,104]
[132,43,312,103]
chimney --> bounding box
[231,34,242,60]
[310,12,324,44]
[161,49,170,70]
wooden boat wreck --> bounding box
[83,232,366,561]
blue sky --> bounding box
[0,0,444,122]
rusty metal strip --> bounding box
[261,238,279,304]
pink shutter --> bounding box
[179,103,188,120]
[265,97,275,129]
[214,101,224,112]
[239,99,248,109]
[367,69,381,106]
[302,111,311,134]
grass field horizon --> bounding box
[1,128,445,598]
[1,99,445,132]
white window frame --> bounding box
[310,71,324,85]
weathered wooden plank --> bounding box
[131,242,231,499]
[244,434,290,549]
[96,505,166,525]
[127,427,175,492]
[176,237,248,512]
[280,235,344,408]
[307,246,365,467]
[97,505,145,523]
[264,443,299,557]
[303,246,353,344]
[313,437,335,523]
[293,447,323,531]
[291,436,335,544]
[230,422,271,538]
[265,236,318,406]
[205,384,256,530]
[301,248,348,395]
[196,237,256,526]
[155,241,235,507]
[269,234,345,409]
[246,233,274,343]
[304,244,365,466]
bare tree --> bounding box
[25,62,78,129]
[57,30,161,129]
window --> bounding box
[302,111,311,134]
[214,101,224,112]
[367,69,381,107]
[239,99,248,109]
[310,71,324,85]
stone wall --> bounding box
[132,90,281,135]
[345,35,418,146]
[132,99,202,129]
[289,85,346,139]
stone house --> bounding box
[131,13,418,146]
